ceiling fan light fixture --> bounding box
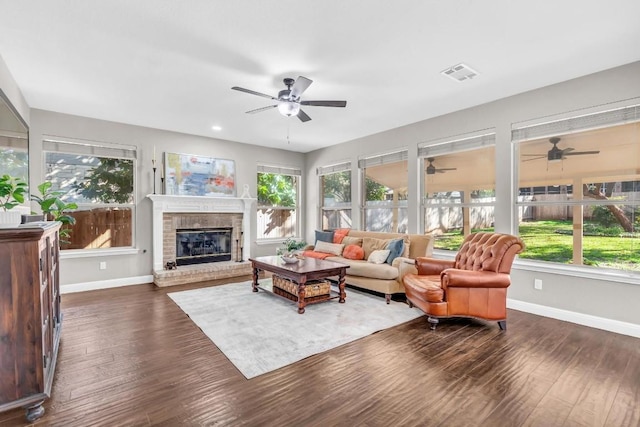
[277,101,300,117]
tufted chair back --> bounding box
[454,232,524,274]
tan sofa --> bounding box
[308,230,435,303]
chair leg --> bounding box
[498,320,507,331]
[385,294,391,304]
[427,317,439,330]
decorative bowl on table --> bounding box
[281,254,299,264]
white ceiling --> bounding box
[1,1,639,153]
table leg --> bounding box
[251,266,259,292]
[297,280,306,314]
[338,271,346,303]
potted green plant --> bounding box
[0,174,27,228]
[277,237,307,262]
[31,181,78,243]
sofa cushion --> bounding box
[333,228,350,243]
[342,236,363,247]
[343,244,365,260]
[368,249,390,264]
[303,250,332,259]
[326,257,398,280]
[315,230,334,243]
[385,238,404,264]
[314,240,345,256]
[362,237,390,259]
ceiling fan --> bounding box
[523,137,600,162]
[426,158,457,175]
[231,76,347,122]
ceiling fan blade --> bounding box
[522,153,546,157]
[232,86,277,100]
[564,150,600,156]
[523,156,546,162]
[562,147,575,153]
[300,100,347,107]
[297,109,312,122]
[290,76,313,100]
[437,168,457,172]
[246,105,277,114]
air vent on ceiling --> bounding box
[441,63,479,82]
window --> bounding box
[318,162,352,230]
[256,165,301,240]
[514,104,640,273]
[419,132,496,250]
[359,150,408,233]
[0,135,28,182]
[43,138,136,250]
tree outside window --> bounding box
[257,170,299,239]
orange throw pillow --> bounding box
[333,228,350,244]
[343,244,365,260]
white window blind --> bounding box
[512,104,640,142]
[257,164,302,176]
[358,150,408,168]
[317,161,351,176]
[418,132,496,157]
[43,138,137,159]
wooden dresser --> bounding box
[0,222,62,422]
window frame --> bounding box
[318,162,353,230]
[359,150,408,233]
[256,164,302,241]
[512,102,640,275]
[42,137,137,252]
[419,132,497,249]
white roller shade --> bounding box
[512,104,640,142]
[257,164,302,176]
[43,138,137,159]
[418,132,495,157]
[358,150,408,168]
[317,161,351,176]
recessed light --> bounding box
[212,125,222,131]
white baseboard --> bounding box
[507,298,640,339]
[61,275,153,294]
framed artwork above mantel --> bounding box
[164,152,236,197]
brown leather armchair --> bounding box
[403,232,524,330]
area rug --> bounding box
[168,280,423,379]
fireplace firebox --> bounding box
[175,227,232,266]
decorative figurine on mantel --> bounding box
[240,184,251,198]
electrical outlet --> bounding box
[534,278,542,290]
[99,261,107,270]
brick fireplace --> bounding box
[148,194,255,287]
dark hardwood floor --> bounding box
[2,278,639,426]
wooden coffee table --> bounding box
[250,256,349,314]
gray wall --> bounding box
[305,61,640,326]
[0,54,29,126]
[29,109,305,287]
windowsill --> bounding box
[432,249,640,286]
[256,238,303,246]
[60,247,141,259]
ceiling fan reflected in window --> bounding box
[231,76,347,122]
[522,137,600,163]
[426,158,457,175]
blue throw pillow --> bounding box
[386,238,404,264]
[315,230,335,244]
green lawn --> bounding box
[435,220,640,272]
